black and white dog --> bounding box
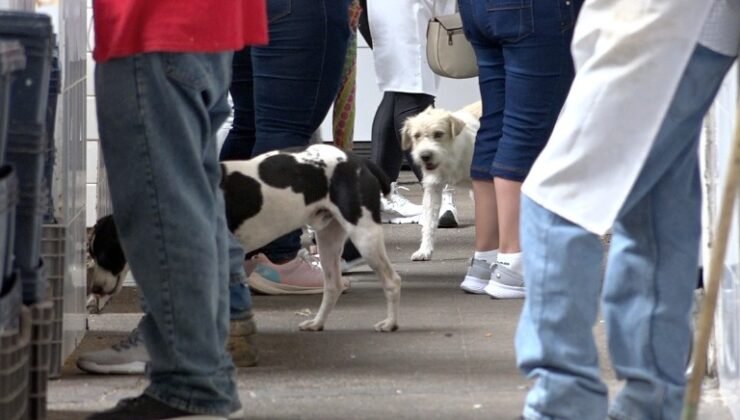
[89,144,402,332]
[86,214,129,312]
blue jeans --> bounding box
[516,45,736,420]
[458,0,582,182]
[96,52,238,415]
[219,0,351,262]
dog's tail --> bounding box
[364,160,392,197]
[461,101,483,120]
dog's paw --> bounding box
[298,319,325,332]
[411,248,432,261]
[374,318,399,332]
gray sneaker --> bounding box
[459,258,493,294]
[76,328,149,374]
[484,264,525,299]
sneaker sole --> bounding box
[460,276,488,294]
[247,273,350,295]
[76,359,146,375]
[437,210,459,228]
[384,215,420,224]
[484,280,525,299]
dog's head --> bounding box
[401,106,466,172]
[88,214,129,296]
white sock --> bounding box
[474,249,498,265]
[497,252,522,274]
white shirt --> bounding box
[522,0,737,235]
[368,0,455,95]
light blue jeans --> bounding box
[516,44,736,420]
[96,52,238,415]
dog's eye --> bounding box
[413,133,421,139]
[433,131,445,139]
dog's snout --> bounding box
[420,152,433,162]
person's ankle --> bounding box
[229,282,252,320]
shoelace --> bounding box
[388,185,416,209]
[112,328,144,352]
[297,249,323,271]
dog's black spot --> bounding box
[220,171,263,232]
[330,155,384,225]
[90,215,127,276]
[330,161,363,225]
[258,154,328,205]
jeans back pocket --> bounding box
[485,0,534,43]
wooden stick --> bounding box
[682,104,740,420]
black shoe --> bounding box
[87,394,225,419]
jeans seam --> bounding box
[133,55,178,369]
[644,192,666,418]
[534,204,554,411]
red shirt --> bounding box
[93,0,268,62]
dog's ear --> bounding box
[400,124,414,150]
[449,115,465,138]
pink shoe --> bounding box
[246,250,350,295]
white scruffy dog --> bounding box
[401,102,481,261]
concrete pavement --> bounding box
[46,174,733,419]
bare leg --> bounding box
[472,179,500,251]
[494,178,521,253]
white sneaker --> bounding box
[437,185,459,228]
[381,182,422,222]
[76,328,149,374]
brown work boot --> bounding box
[228,314,259,367]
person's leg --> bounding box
[484,0,580,298]
[604,44,735,420]
[220,47,255,161]
[457,0,504,293]
[228,235,252,317]
[95,52,236,414]
[515,44,735,420]
[516,195,608,419]
[248,0,350,263]
[371,92,403,182]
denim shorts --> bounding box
[459,0,583,182]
